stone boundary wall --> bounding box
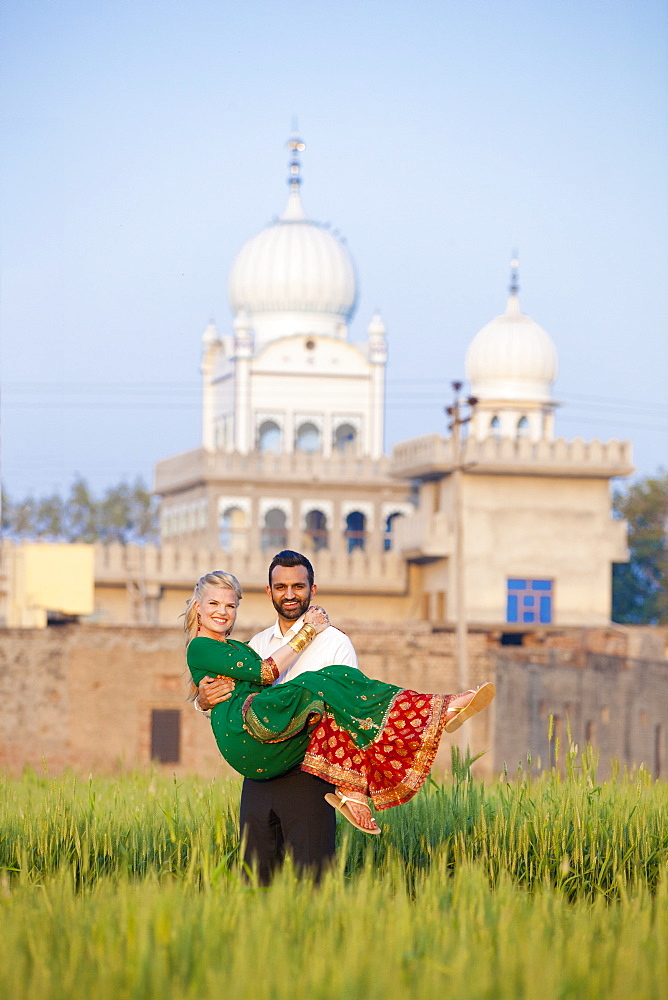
[493,649,668,779]
[1,624,665,781]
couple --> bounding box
[190,550,494,883]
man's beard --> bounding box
[273,592,311,621]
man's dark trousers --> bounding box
[240,768,336,884]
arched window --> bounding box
[219,506,247,553]
[517,416,529,438]
[261,508,287,552]
[303,509,328,552]
[384,512,403,552]
[295,421,321,453]
[490,416,500,437]
[334,423,357,454]
[345,511,367,553]
[258,421,281,454]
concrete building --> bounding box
[392,260,632,629]
[0,542,94,628]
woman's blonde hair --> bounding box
[183,570,242,646]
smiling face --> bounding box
[194,586,239,640]
[267,564,317,630]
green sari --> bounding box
[187,636,452,809]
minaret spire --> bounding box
[282,130,306,221]
[509,250,520,296]
[287,131,305,193]
[506,251,521,316]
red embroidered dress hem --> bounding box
[301,689,452,810]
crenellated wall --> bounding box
[391,433,633,479]
[155,447,397,496]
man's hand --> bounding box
[197,675,235,711]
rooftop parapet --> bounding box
[154,447,395,495]
[94,542,408,596]
[391,434,634,480]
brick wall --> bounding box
[1,623,666,781]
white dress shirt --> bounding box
[248,617,359,685]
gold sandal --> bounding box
[444,682,496,733]
[324,791,382,835]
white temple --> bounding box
[151,137,411,620]
[200,138,386,460]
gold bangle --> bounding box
[288,623,317,654]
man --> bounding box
[196,549,358,883]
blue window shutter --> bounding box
[507,594,518,622]
[539,596,552,624]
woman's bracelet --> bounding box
[193,695,211,717]
[288,622,317,654]
[260,656,280,684]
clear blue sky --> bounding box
[1,0,666,498]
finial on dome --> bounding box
[505,251,521,316]
[509,251,520,296]
[287,131,305,193]
[283,130,306,221]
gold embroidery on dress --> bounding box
[243,694,324,743]
[352,717,377,731]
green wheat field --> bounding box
[1,748,666,1000]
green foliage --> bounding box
[0,765,666,1000]
[1,476,158,544]
[612,470,668,624]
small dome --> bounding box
[367,311,386,338]
[202,320,220,346]
[228,189,358,330]
[466,294,558,403]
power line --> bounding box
[2,379,667,416]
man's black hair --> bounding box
[268,550,315,588]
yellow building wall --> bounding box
[3,542,95,628]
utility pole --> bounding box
[445,382,477,698]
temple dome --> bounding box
[228,187,357,341]
[465,293,558,403]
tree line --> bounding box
[1,476,158,545]
[612,470,667,626]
